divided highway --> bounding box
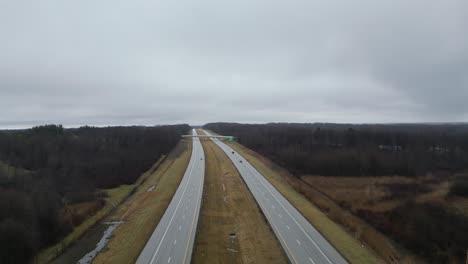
[203,130,348,264]
[136,129,205,264]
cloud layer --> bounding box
[1,0,467,127]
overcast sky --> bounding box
[1,0,467,128]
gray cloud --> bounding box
[1,0,467,128]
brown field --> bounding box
[219,139,383,264]
[301,175,448,213]
[192,133,287,264]
[92,140,192,264]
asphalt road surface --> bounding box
[203,130,348,264]
[136,129,205,264]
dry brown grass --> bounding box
[206,130,468,264]
[192,131,287,264]
[302,175,449,211]
[219,139,385,264]
[38,181,150,264]
[92,140,192,264]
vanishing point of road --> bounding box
[204,130,348,264]
[136,129,205,264]
[137,128,347,264]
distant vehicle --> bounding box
[200,158,203,160]
[232,151,235,154]
[239,160,243,163]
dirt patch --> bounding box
[192,138,287,264]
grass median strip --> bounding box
[224,140,381,264]
[192,137,287,264]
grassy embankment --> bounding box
[192,135,287,264]
[36,155,167,264]
[92,140,191,263]
[213,135,383,264]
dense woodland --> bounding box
[205,122,468,177]
[205,122,468,262]
[0,124,189,264]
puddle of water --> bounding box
[77,222,121,264]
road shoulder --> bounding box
[92,140,192,264]
[225,141,381,264]
[192,135,287,264]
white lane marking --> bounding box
[209,136,335,264]
[286,225,290,230]
[182,150,206,263]
[272,205,275,209]
[206,135,299,264]
[245,163,334,264]
[296,239,301,245]
[309,257,316,264]
[167,257,171,263]
[148,136,199,264]
[279,214,282,218]
[173,240,177,245]
[178,225,182,231]
[183,214,185,219]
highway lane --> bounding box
[136,129,205,264]
[203,130,348,264]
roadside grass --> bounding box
[36,156,166,264]
[93,140,191,264]
[192,136,287,264]
[223,140,383,264]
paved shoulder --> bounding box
[204,130,347,264]
[136,129,205,264]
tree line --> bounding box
[0,124,189,263]
[205,122,468,262]
[205,122,468,177]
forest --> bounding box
[0,124,189,263]
[205,122,468,263]
[205,122,468,177]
